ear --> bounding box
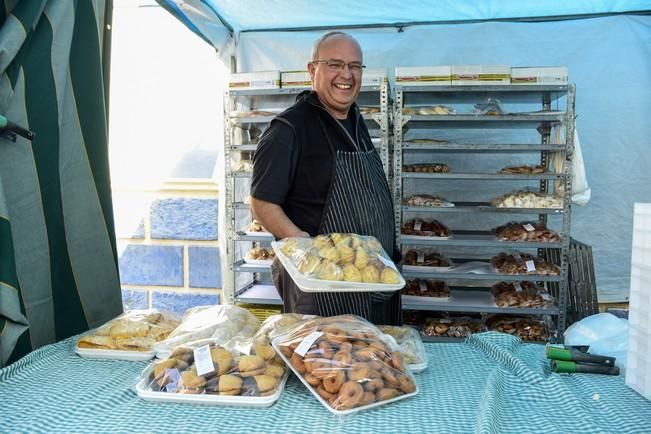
[307,62,316,81]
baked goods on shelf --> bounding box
[402,163,449,173]
[403,249,450,267]
[246,220,268,233]
[403,105,455,115]
[77,310,180,352]
[246,247,275,261]
[401,219,449,237]
[493,221,561,243]
[500,165,546,174]
[359,106,380,114]
[421,316,482,338]
[490,252,560,276]
[491,190,563,208]
[484,315,549,342]
[401,279,450,298]
[490,282,555,308]
[274,315,418,413]
[229,110,279,117]
[402,194,453,207]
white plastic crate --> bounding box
[626,325,651,400]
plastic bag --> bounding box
[491,189,563,209]
[273,315,418,414]
[492,221,560,243]
[421,314,483,338]
[485,314,550,342]
[563,313,628,371]
[378,325,428,369]
[490,252,560,276]
[473,98,504,115]
[490,281,556,309]
[153,305,260,359]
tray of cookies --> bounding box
[401,279,450,299]
[244,247,276,266]
[421,315,483,339]
[401,219,450,240]
[499,165,547,174]
[402,249,453,272]
[75,309,180,361]
[377,325,428,373]
[484,315,550,342]
[402,163,450,173]
[491,190,563,209]
[271,233,405,293]
[136,340,288,407]
[491,282,556,309]
[493,221,560,243]
[490,252,560,276]
[272,315,418,415]
[402,194,454,208]
[244,219,273,238]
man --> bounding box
[251,31,400,325]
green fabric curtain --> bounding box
[0,0,122,367]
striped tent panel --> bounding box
[0,0,122,366]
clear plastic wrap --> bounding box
[401,219,450,238]
[244,247,275,265]
[378,325,428,372]
[491,190,563,208]
[402,163,449,173]
[499,165,546,174]
[401,194,454,208]
[75,309,180,359]
[401,279,450,298]
[490,281,556,308]
[492,221,560,243]
[271,233,405,292]
[136,337,288,406]
[402,249,452,271]
[251,313,317,346]
[153,305,260,359]
[403,105,455,115]
[473,98,504,115]
[490,252,560,276]
[484,314,551,342]
[421,315,483,338]
[272,315,418,415]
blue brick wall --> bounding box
[118,245,184,286]
[121,289,149,310]
[188,246,222,288]
[150,198,218,240]
[151,291,220,316]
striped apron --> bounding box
[311,117,402,325]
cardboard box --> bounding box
[452,65,510,85]
[281,71,312,89]
[511,66,568,85]
[229,71,280,90]
[395,66,451,86]
[362,68,388,86]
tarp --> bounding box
[157,1,651,302]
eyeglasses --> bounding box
[311,59,365,73]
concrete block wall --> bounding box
[114,183,222,316]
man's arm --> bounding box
[250,197,309,239]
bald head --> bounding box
[311,31,362,62]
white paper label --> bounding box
[525,260,536,272]
[417,251,425,263]
[513,282,523,292]
[414,220,423,231]
[419,280,428,293]
[193,345,215,376]
[523,223,536,232]
[251,79,274,88]
[294,331,323,357]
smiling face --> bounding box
[308,34,363,119]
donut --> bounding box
[348,363,370,381]
[319,341,335,359]
[360,391,376,406]
[363,378,384,392]
[391,351,406,372]
[338,342,353,353]
[316,385,335,401]
[351,340,368,351]
[290,353,306,374]
[322,327,347,344]
[304,373,321,387]
[376,387,401,401]
[398,374,417,393]
[355,347,381,362]
[279,345,293,358]
[381,367,400,387]
[368,360,384,371]
[323,370,345,394]
[336,381,364,410]
[311,361,335,379]
[332,350,353,366]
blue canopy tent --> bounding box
[157,0,651,303]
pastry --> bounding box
[242,375,278,397]
[500,165,546,174]
[493,221,561,243]
[402,194,452,207]
[401,279,449,298]
[77,335,115,350]
[237,355,266,377]
[403,163,449,173]
[491,190,563,209]
[401,219,449,237]
[361,264,380,283]
[179,370,206,394]
[490,252,560,276]
[342,264,363,282]
[403,250,450,267]
[381,267,401,284]
[246,247,275,261]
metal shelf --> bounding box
[401,203,564,214]
[402,143,566,152]
[399,231,563,248]
[235,232,274,242]
[228,144,257,151]
[228,85,382,96]
[232,202,250,209]
[405,113,565,122]
[401,268,563,282]
[233,260,271,273]
[229,115,274,124]
[232,171,252,178]
[235,283,282,305]
[398,85,569,93]
[401,172,564,180]
[401,290,559,315]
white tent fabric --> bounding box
[156,2,651,302]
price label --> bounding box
[294,331,323,357]
[513,282,523,292]
[414,220,422,232]
[193,345,216,376]
[525,260,536,272]
[523,223,536,232]
[417,251,425,263]
[419,280,428,293]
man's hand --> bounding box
[250,197,309,239]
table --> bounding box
[1,332,650,433]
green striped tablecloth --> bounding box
[1,332,649,433]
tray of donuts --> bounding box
[271,233,405,292]
[135,339,289,407]
[272,315,418,415]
